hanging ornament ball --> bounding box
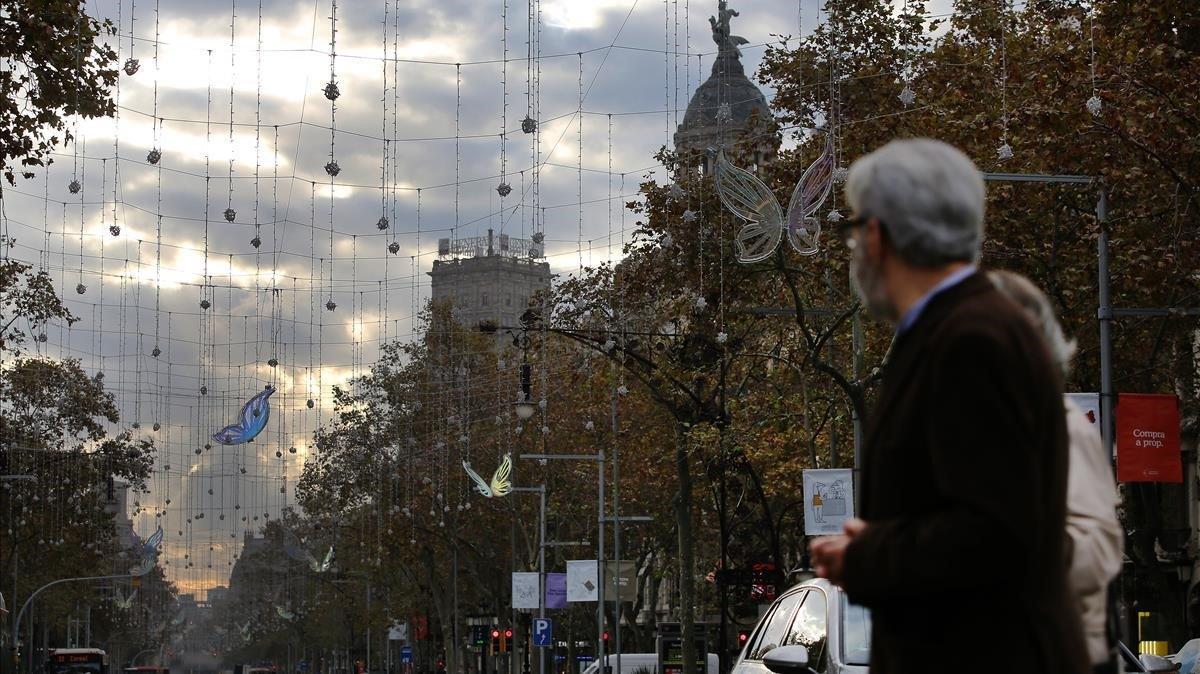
[617,384,629,396]
[224,207,236,222]
[109,225,121,237]
[207,488,213,495]
[268,357,279,367]
[497,182,512,198]
[682,209,698,223]
[376,216,389,230]
[37,332,48,342]
[833,167,849,184]
[194,448,202,455]
[661,232,674,249]
[132,421,141,429]
[240,467,247,474]
[275,450,283,458]
[325,299,337,311]
[76,283,87,294]
[521,115,537,134]
[325,161,341,177]
[997,142,1014,161]
[898,86,916,107]
[69,179,82,194]
[827,210,844,223]
[200,385,208,395]
[1086,95,1103,117]
[151,346,161,357]
[388,241,400,254]
[147,148,161,165]
[124,58,140,76]
[694,296,708,311]
[280,486,286,493]
[251,235,262,248]
[669,183,685,200]
[585,420,595,431]
[200,298,211,310]
[153,422,161,431]
[289,446,297,454]
[235,504,241,510]
[165,498,171,504]
[306,398,315,409]
[323,81,340,101]
[204,442,212,450]
[531,231,545,244]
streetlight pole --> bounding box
[509,487,544,674]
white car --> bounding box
[729,578,871,674]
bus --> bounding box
[47,649,109,674]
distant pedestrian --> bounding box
[988,269,1123,674]
[809,138,1088,674]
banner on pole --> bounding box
[1117,393,1182,483]
[802,469,854,536]
[566,560,599,602]
[604,561,637,602]
[545,572,567,609]
[388,622,408,641]
[1066,393,1102,427]
[512,572,540,610]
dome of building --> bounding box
[673,1,777,168]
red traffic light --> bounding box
[491,629,501,639]
[504,629,514,638]
[602,631,610,642]
[737,630,750,644]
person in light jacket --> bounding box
[989,270,1124,673]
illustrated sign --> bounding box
[545,573,567,609]
[1117,393,1182,483]
[802,469,854,535]
[388,622,408,641]
[566,560,599,602]
[533,618,553,647]
[512,572,541,609]
[1066,393,1102,427]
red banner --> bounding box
[1116,393,1182,482]
[412,614,429,641]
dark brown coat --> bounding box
[841,272,1088,674]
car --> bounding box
[730,578,870,674]
[1118,642,1181,673]
[580,653,720,674]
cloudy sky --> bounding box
[4,0,951,596]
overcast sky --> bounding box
[3,0,952,597]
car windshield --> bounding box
[841,597,872,666]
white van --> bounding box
[581,654,720,674]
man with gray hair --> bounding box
[809,139,1088,674]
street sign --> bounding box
[400,647,413,664]
[533,618,553,647]
[298,661,308,672]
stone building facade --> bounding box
[429,229,551,330]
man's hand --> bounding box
[811,518,867,586]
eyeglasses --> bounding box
[838,213,872,249]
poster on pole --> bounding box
[512,572,540,610]
[802,469,854,536]
[1116,393,1182,483]
[1066,393,1102,428]
[604,561,637,602]
[545,572,567,609]
[566,560,599,602]
[388,622,408,641]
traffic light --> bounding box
[501,628,513,653]
[737,630,751,649]
[602,631,610,644]
[491,628,502,654]
[436,659,446,674]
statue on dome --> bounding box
[709,1,749,58]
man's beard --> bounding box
[851,247,899,323]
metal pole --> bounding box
[597,450,605,674]
[367,584,372,674]
[538,488,546,674]
[1096,184,1114,459]
[610,375,621,674]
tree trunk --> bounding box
[675,423,697,674]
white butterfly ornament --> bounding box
[716,134,836,263]
[462,453,513,498]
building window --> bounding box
[481,293,489,307]
[505,295,512,307]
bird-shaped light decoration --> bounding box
[212,386,276,445]
[715,132,834,263]
[462,454,513,498]
[276,605,297,621]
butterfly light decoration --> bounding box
[715,133,835,263]
[212,385,275,445]
[462,454,513,498]
[275,604,297,621]
[113,586,138,610]
[129,526,163,575]
[284,541,335,574]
